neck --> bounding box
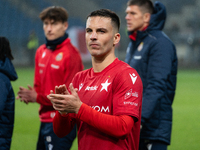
[92,53,116,73]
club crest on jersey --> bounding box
[100,79,111,92]
[129,73,137,85]
[56,52,63,61]
[137,42,143,51]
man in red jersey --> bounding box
[17,6,83,150]
[47,9,143,150]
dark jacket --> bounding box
[125,2,178,144]
[0,57,18,149]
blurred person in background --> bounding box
[0,37,18,150]
[17,6,83,150]
[47,9,143,150]
[27,30,39,66]
[125,0,178,149]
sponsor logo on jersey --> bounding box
[124,89,138,100]
[56,52,63,61]
[51,64,60,69]
[137,42,143,51]
[100,79,111,92]
[129,73,137,85]
[124,101,138,106]
[90,105,110,113]
[85,86,98,91]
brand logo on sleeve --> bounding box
[129,73,137,85]
[42,52,46,58]
[79,83,84,91]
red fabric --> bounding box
[53,58,143,150]
[34,38,83,122]
[77,103,134,138]
[129,32,137,41]
[53,111,76,138]
[53,105,134,139]
[129,26,148,41]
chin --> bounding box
[46,36,56,41]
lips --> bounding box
[89,43,100,48]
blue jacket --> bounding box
[0,57,18,149]
[125,2,177,144]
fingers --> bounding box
[69,83,77,96]
[50,90,54,94]
[27,85,33,90]
[55,84,70,95]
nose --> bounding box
[46,24,52,31]
[125,14,130,20]
[90,32,97,40]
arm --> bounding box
[34,49,52,106]
[48,83,135,139]
[77,103,134,138]
[53,111,76,138]
[142,39,176,123]
[0,80,8,116]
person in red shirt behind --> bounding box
[47,9,143,150]
[17,6,83,150]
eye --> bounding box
[97,29,106,33]
[86,28,92,33]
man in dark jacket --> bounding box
[125,0,178,149]
[0,37,18,150]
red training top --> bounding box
[34,38,83,122]
[53,58,143,150]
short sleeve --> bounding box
[112,68,143,120]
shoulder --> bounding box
[36,44,46,54]
[62,38,81,55]
[114,60,142,84]
[146,31,176,53]
[74,68,91,79]
[0,73,10,88]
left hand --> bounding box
[47,83,82,114]
[16,85,37,104]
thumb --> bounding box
[69,83,77,96]
[28,85,33,90]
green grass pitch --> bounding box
[10,68,200,150]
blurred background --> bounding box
[0,0,200,68]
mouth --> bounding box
[89,43,100,49]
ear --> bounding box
[143,13,151,23]
[113,33,120,46]
[63,22,68,30]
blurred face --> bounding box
[85,16,120,58]
[43,19,68,40]
[125,5,148,32]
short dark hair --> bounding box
[127,0,154,14]
[87,9,120,32]
[0,37,14,61]
[39,6,68,22]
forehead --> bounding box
[86,16,112,29]
[43,18,63,24]
[126,5,141,13]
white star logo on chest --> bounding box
[100,79,111,92]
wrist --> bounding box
[75,102,83,114]
[59,111,68,116]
